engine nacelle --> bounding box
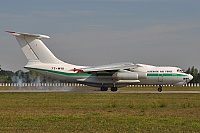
[112,72,138,80]
[112,72,147,80]
[137,72,147,79]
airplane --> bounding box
[5,31,193,92]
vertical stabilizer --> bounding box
[6,31,64,64]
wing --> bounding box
[81,62,137,72]
[77,62,141,87]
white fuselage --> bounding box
[25,62,193,88]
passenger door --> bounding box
[158,72,163,82]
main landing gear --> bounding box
[100,87,118,91]
[158,85,162,92]
[111,87,118,91]
[100,87,108,91]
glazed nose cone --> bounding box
[188,74,193,81]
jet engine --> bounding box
[112,72,147,80]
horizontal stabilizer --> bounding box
[5,30,50,39]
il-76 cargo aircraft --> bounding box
[6,31,193,92]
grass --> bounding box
[122,86,200,91]
[0,87,199,132]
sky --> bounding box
[0,0,200,71]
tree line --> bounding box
[0,66,200,83]
[0,69,62,83]
[185,66,200,83]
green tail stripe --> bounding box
[24,67,91,76]
[25,67,114,77]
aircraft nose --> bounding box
[188,74,193,81]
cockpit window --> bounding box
[177,69,183,73]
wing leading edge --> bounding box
[81,62,137,72]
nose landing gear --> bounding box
[158,85,162,92]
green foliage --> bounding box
[186,66,200,83]
[0,69,62,83]
[0,69,14,83]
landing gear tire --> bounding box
[111,87,118,92]
[100,87,108,91]
[158,85,162,92]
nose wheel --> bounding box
[158,85,162,92]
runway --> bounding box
[0,86,199,93]
[116,90,200,94]
[0,90,199,93]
